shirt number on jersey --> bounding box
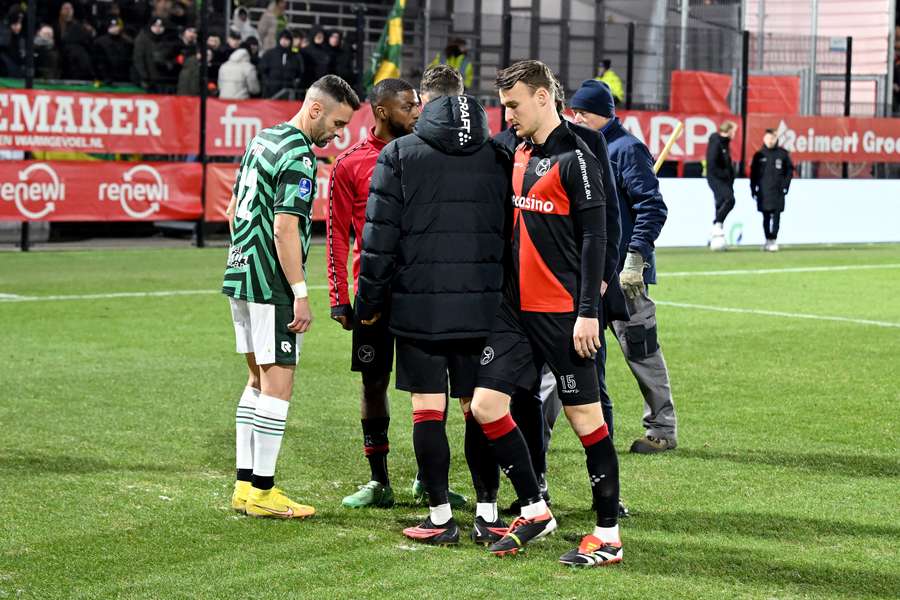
[235,166,258,222]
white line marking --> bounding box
[663,263,900,277]
[0,286,331,303]
[656,301,900,329]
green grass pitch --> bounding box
[1,243,898,599]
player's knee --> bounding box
[564,402,604,436]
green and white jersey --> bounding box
[222,123,317,305]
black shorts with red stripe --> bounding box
[476,298,600,406]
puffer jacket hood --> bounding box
[414,94,489,156]
[227,48,250,63]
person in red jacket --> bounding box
[327,78,421,508]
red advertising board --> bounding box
[616,110,742,163]
[0,89,199,154]
[0,161,202,221]
[746,114,900,163]
[204,161,333,222]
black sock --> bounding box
[413,411,450,506]
[581,424,619,527]
[252,474,274,491]
[511,390,547,477]
[482,414,541,505]
[236,468,253,482]
[464,412,499,503]
[361,417,390,485]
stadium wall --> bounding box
[656,178,900,247]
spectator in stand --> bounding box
[61,17,96,81]
[169,0,193,29]
[257,0,286,55]
[301,27,331,87]
[133,16,177,92]
[328,30,354,87]
[260,28,303,98]
[177,47,211,96]
[594,59,624,106]
[243,36,261,67]
[207,30,226,81]
[292,28,307,51]
[55,2,74,46]
[0,9,24,78]
[218,47,259,99]
[34,24,61,80]
[429,38,473,89]
[151,0,172,22]
[232,6,259,42]
[174,24,197,73]
[93,17,133,84]
[224,28,242,59]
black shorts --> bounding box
[351,301,394,375]
[395,337,484,399]
[476,299,600,406]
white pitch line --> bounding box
[656,301,900,329]
[663,263,900,277]
[0,286,331,303]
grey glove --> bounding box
[619,251,646,300]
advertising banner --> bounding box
[747,114,900,163]
[0,89,199,154]
[0,160,202,221]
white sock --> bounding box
[252,393,290,478]
[593,524,620,544]
[429,503,453,526]
[235,387,259,472]
[521,499,548,520]
[476,502,498,522]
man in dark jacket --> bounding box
[0,10,24,78]
[356,67,511,546]
[751,129,793,252]
[706,120,737,250]
[93,18,133,84]
[300,27,331,88]
[133,17,177,91]
[327,30,354,88]
[61,18,96,81]
[260,29,303,98]
[571,79,678,454]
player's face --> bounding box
[764,132,777,148]
[311,101,355,147]
[572,109,610,131]
[381,89,421,137]
[499,82,544,139]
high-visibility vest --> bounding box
[595,70,624,103]
[430,52,473,88]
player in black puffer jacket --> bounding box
[357,90,511,546]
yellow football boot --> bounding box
[245,487,315,519]
[231,480,252,514]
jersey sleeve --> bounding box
[274,150,317,216]
[561,147,606,213]
[326,157,356,309]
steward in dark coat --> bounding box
[750,143,793,213]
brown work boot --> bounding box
[630,435,677,454]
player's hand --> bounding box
[288,297,313,333]
[332,314,353,330]
[573,316,601,359]
[619,251,646,300]
[361,312,381,326]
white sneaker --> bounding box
[710,233,727,251]
[763,240,772,251]
[769,241,779,252]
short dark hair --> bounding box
[368,78,416,107]
[496,60,556,97]
[421,64,464,98]
[309,75,361,110]
[764,128,777,135]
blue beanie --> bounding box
[570,79,615,118]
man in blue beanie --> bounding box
[543,79,678,454]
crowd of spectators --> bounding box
[0,0,359,98]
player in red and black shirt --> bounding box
[471,61,623,567]
[326,78,421,509]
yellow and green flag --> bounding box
[365,0,405,90]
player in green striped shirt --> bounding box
[223,75,361,520]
